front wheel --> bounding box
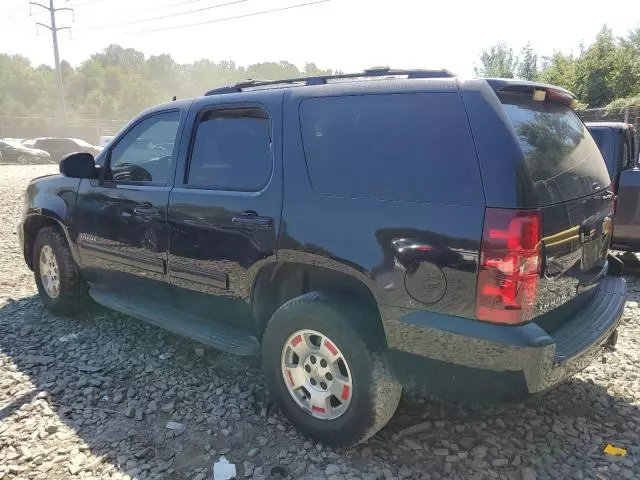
[33,226,88,314]
[261,292,402,447]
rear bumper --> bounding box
[382,275,627,402]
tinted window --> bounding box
[500,95,610,205]
[187,108,271,191]
[109,111,180,184]
[299,93,483,205]
[589,129,606,153]
[588,129,613,176]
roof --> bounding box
[204,67,455,96]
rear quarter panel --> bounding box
[280,84,485,349]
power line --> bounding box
[125,0,330,35]
[76,0,252,31]
[65,0,107,7]
[134,0,206,14]
[0,1,28,26]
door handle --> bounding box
[232,212,272,229]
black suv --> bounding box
[19,69,626,447]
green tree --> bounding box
[538,51,578,93]
[573,25,617,106]
[303,62,334,77]
[517,42,538,80]
[479,26,640,107]
[474,42,518,78]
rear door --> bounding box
[497,92,613,317]
[167,92,282,330]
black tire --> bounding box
[33,226,88,314]
[261,292,402,447]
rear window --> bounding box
[299,93,483,205]
[500,95,611,205]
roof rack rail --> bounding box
[204,67,454,96]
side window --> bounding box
[187,107,271,191]
[108,111,180,184]
[299,93,483,205]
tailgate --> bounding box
[495,86,614,317]
[536,190,613,317]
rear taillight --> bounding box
[476,208,541,325]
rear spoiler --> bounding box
[485,78,578,108]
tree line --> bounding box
[0,24,638,121]
[475,25,640,109]
[0,45,336,120]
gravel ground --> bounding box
[1,164,640,480]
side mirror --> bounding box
[59,152,96,179]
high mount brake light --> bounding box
[476,208,541,325]
[532,88,575,107]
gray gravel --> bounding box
[1,164,640,480]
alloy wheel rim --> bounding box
[281,329,353,420]
[39,245,60,299]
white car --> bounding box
[98,136,115,148]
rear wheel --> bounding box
[261,292,401,447]
[33,226,88,314]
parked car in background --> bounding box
[20,69,625,447]
[98,135,114,148]
[587,122,638,182]
[586,122,639,252]
[0,139,52,164]
[22,137,102,163]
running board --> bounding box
[89,288,260,356]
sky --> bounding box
[0,0,638,76]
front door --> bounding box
[75,110,183,302]
[167,96,282,331]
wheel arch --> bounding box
[250,258,387,345]
[23,213,76,270]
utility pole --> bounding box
[30,0,73,115]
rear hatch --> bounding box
[499,87,613,319]
[473,82,614,325]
